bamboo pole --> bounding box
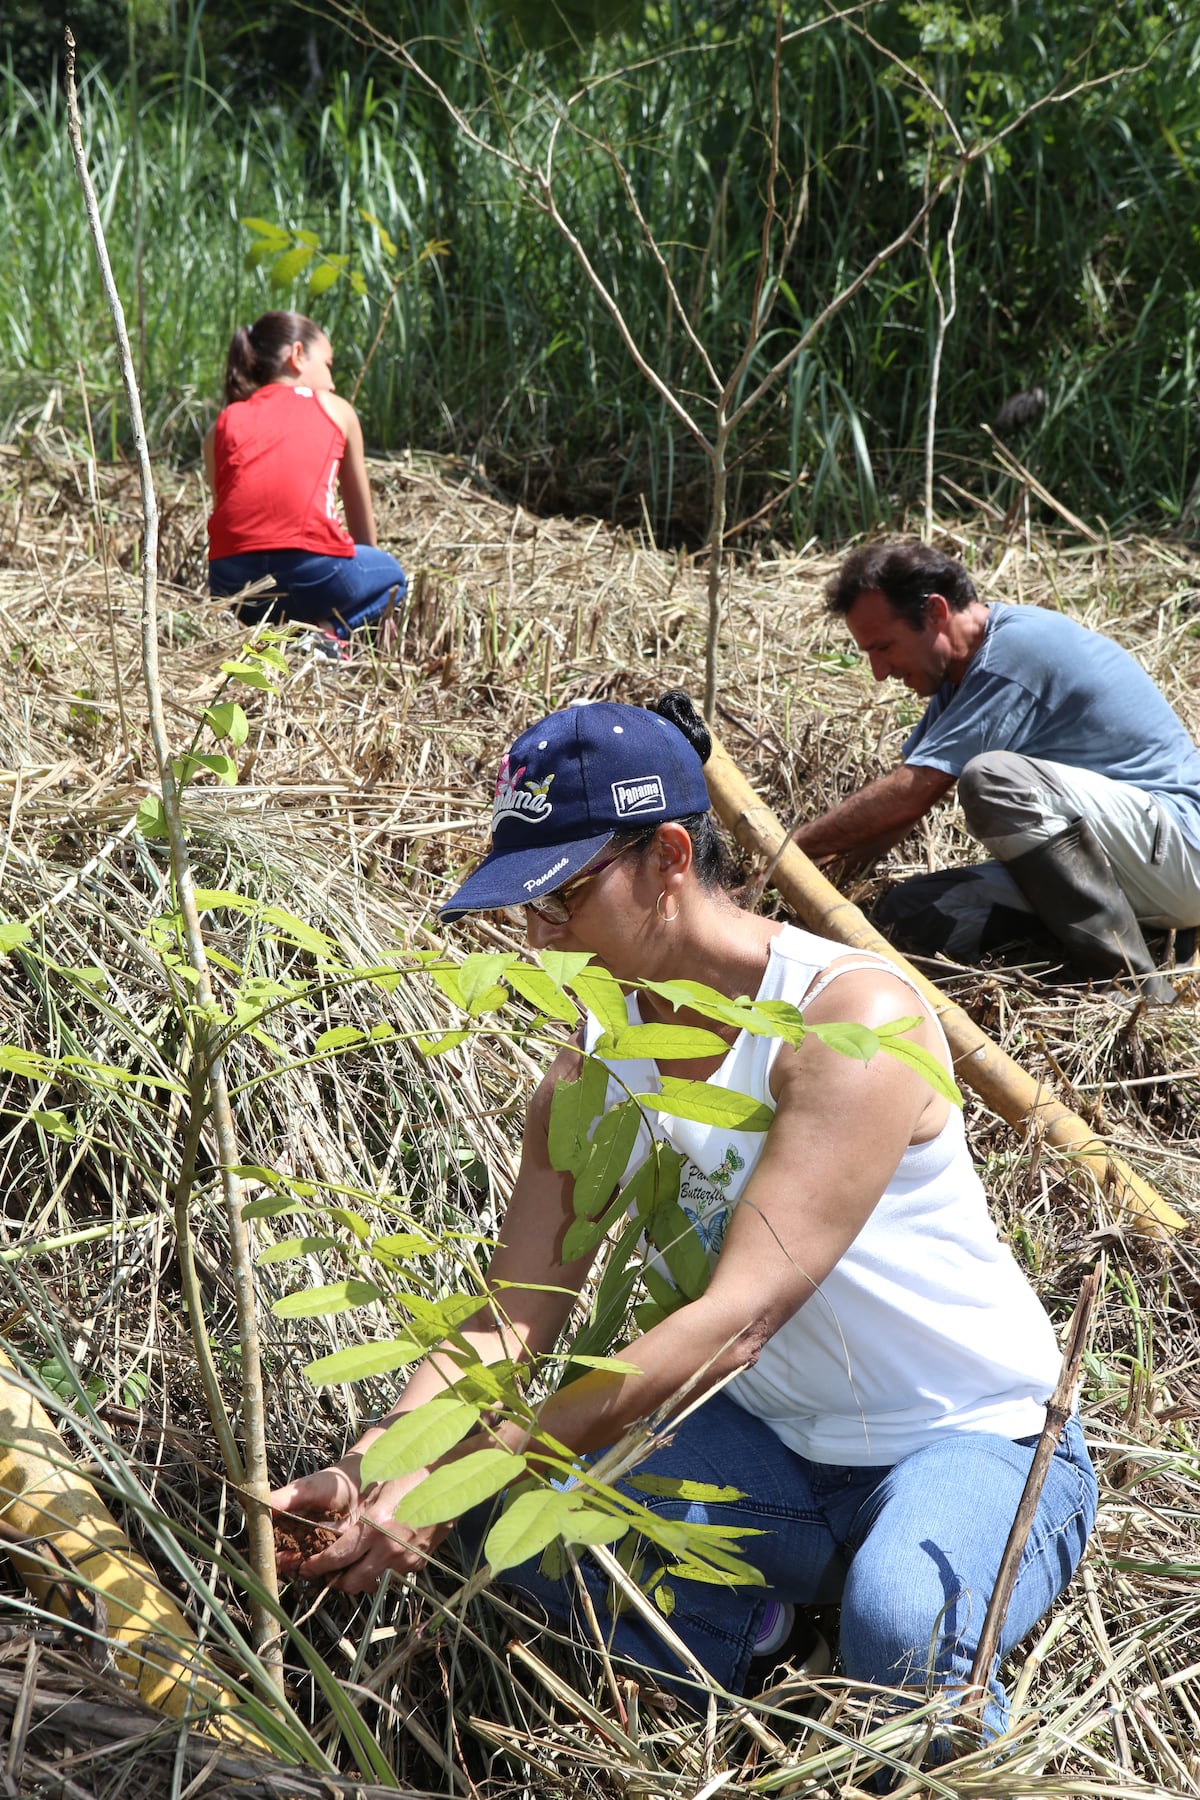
[704,732,1186,1235]
[0,1350,263,1741]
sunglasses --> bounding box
[524,840,641,923]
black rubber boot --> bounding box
[1003,820,1178,1006]
[875,866,1061,964]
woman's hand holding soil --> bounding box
[270,1453,448,1592]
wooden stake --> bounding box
[965,1266,1102,1715]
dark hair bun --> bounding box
[654,690,711,764]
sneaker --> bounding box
[297,629,350,663]
[753,1600,794,1659]
[748,1603,832,1686]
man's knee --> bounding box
[958,751,1047,843]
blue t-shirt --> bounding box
[903,603,1200,851]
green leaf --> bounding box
[568,968,630,1038]
[192,752,238,786]
[242,1196,310,1220]
[560,1504,630,1549]
[506,964,579,1024]
[219,660,278,692]
[30,1108,75,1141]
[637,979,791,1041]
[749,1000,810,1044]
[417,1030,472,1056]
[459,952,515,1016]
[313,1026,367,1054]
[425,962,466,1008]
[875,1028,963,1105]
[0,922,31,956]
[398,1291,485,1334]
[57,965,107,989]
[646,1078,774,1132]
[240,216,291,241]
[0,1046,70,1081]
[641,1262,686,1315]
[304,1338,426,1385]
[259,907,339,957]
[484,1488,573,1574]
[307,262,341,297]
[135,795,169,840]
[629,1476,745,1503]
[360,1395,480,1484]
[191,888,256,914]
[203,702,249,747]
[271,1279,383,1319]
[561,1181,629,1262]
[258,1234,337,1264]
[391,1448,522,1528]
[539,950,593,991]
[648,1200,710,1299]
[664,1557,764,1588]
[371,1232,435,1257]
[603,1023,729,1060]
[546,1057,609,1176]
[564,1353,644,1375]
[248,643,290,671]
[622,1141,683,1221]
[359,208,398,258]
[327,1206,371,1241]
[632,1299,670,1332]
[269,244,315,287]
[571,1097,642,1219]
[807,1020,881,1064]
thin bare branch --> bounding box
[63,28,281,1685]
[923,171,965,540]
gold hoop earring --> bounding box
[655,890,679,923]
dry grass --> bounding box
[0,426,1198,1797]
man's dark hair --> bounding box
[825,542,978,627]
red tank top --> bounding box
[207,384,355,560]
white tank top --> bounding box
[587,923,1061,1464]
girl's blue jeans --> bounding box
[466,1392,1096,1739]
[208,545,406,636]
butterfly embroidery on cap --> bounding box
[493,755,555,827]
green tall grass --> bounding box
[2,0,1198,541]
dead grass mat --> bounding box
[0,432,1197,1797]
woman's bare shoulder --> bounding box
[317,390,360,433]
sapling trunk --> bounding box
[64,29,282,1685]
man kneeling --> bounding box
[791,542,1200,1003]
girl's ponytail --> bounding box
[222,311,321,405]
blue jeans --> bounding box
[208,545,406,636]
[468,1393,1096,1738]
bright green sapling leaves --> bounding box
[304,1339,428,1385]
[547,1056,610,1176]
[263,946,963,1606]
[392,1447,523,1528]
[569,1097,642,1217]
[361,1393,480,1483]
[273,1278,385,1319]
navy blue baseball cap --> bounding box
[439,702,712,921]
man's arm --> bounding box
[791,763,954,865]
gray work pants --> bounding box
[877,751,1200,963]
